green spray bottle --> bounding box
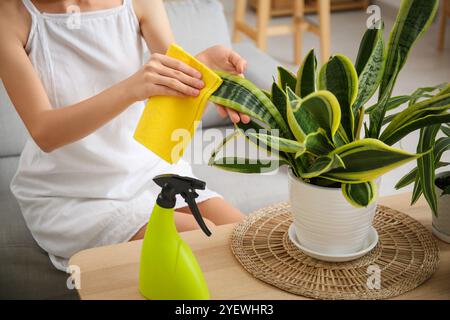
[139,174,211,300]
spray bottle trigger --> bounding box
[181,191,212,237]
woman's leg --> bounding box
[177,197,244,225]
[129,211,216,241]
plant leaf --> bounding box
[442,124,450,137]
[300,154,345,179]
[353,25,385,114]
[286,87,341,142]
[211,72,291,136]
[395,161,449,190]
[318,54,358,140]
[342,181,377,208]
[380,93,450,145]
[354,107,365,140]
[210,157,286,174]
[295,49,317,98]
[246,132,305,154]
[408,83,447,106]
[302,129,335,157]
[366,95,412,114]
[271,82,289,126]
[417,125,440,216]
[368,52,400,139]
[396,135,450,190]
[323,138,421,183]
[278,66,297,92]
[380,0,439,97]
[411,176,423,205]
[366,83,447,114]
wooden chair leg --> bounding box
[438,0,449,51]
[256,0,271,51]
[318,0,331,64]
[293,0,305,65]
[233,0,248,43]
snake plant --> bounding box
[208,0,450,208]
[395,123,450,215]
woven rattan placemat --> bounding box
[231,203,439,300]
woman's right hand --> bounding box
[125,53,205,102]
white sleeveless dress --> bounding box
[11,0,220,271]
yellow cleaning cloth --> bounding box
[134,44,223,164]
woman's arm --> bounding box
[0,2,204,153]
[134,0,250,124]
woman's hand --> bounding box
[197,45,250,124]
[125,53,205,101]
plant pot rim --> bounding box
[435,171,450,191]
[288,167,342,193]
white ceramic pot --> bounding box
[432,172,450,243]
[288,169,379,259]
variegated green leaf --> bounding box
[286,88,304,142]
[210,157,286,174]
[380,93,450,145]
[365,95,411,114]
[408,83,448,106]
[395,161,449,190]
[410,176,423,205]
[318,54,358,140]
[277,66,297,91]
[211,72,291,136]
[300,154,345,179]
[354,107,365,140]
[416,125,440,215]
[286,87,341,142]
[366,83,447,114]
[323,138,421,183]
[295,49,317,98]
[262,89,272,99]
[442,124,450,137]
[302,129,335,157]
[353,25,385,114]
[246,132,305,154]
[368,52,400,139]
[395,136,450,190]
[380,0,439,96]
[342,181,377,208]
[209,130,240,166]
[271,82,289,126]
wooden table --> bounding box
[70,193,450,300]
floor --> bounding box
[219,0,450,196]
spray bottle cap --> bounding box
[153,174,211,236]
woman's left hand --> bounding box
[196,45,250,124]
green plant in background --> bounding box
[395,123,450,215]
[209,0,450,208]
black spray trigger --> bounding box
[182,192,211,237]
[153,174,211,236]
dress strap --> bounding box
[22,0,42,16]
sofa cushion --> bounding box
[0,190,78,299]
[0,82,28,157]
[165,0,232,55]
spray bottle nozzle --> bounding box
[153,174,211,236]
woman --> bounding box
[0,0,246,271]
